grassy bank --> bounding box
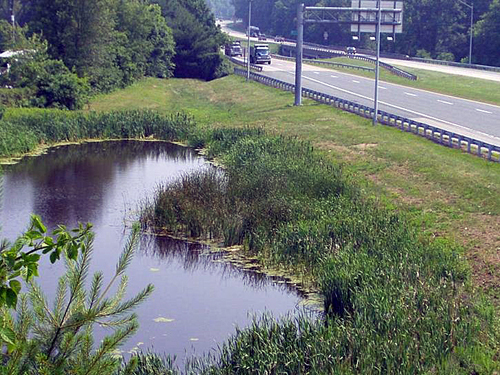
[0,109,194,160]
[141,128,494,373]
[88,76,500,305]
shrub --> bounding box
[437,52,455,62]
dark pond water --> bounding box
[0,141,303,361]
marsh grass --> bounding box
[0,108,194,158]
[141,128,496,373]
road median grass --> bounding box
[314,56,500,105]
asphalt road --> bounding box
[220,21,500,83]
[258,58,500,146]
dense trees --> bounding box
[232,0,500,66]
[153,0,230,80]
[474,0,500,66]
[0,0,228,109]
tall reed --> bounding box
[141,127,497,373]
[0,109,195,158]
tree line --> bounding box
[231,0,500,67]
[0,0,229,109]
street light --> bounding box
[246,0,251,81]
[373,0,381,125]
[458,0,473,65]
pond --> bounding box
[0,140,304,361]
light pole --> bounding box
[246,0,251,81]
[294,3,304,106]
[10,0,15,45]
[458,0,473,65]
[373,0,381,125]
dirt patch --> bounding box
[453,214,500,304]
[313,141,360,163]
[352,143,378,150]
[367,162,459,207]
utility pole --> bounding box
[373,0,381,125]
[294,3,304,106]
[246,0,251,81]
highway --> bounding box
[220,21,500,83]
[256,58,500,146]
[220,22,500,146]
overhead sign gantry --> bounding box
[295,1,403,125]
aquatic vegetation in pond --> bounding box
[0,109,195,159]
[140,127,494,373]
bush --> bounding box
[0,87,32,107]
[0,46,90,110]
[437,52,455,62]
[416,49,432,59]
[31,60,90,110]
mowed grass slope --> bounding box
[88,75,500,306]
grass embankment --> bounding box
[141,128,494,373]
[0,109,194,160]
[313,56,500,105]
[3,75,498,372]
[90,77,500,305]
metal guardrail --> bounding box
[264,36,500,73]
[279,44,417,80]
[272,54,374,72]
[226,56,263,72]
[233,67,500,163]
[409,57,500,73]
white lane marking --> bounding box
[379,86,387,90]
[476,108,492,114]
[437,100,454,105]
[352,80,360,83]
[291,72,500,142]
[405,92,417,97]
[278,57,500,110]
[313,71,320,74]
[331,75,338,78]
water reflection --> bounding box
[0,141,302,361]
[1,141,200,231]
[141,235,303,295]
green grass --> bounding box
[87,76,500,306]
[4,74,500,372]
[0,107,194,158]
[312,56,500,105]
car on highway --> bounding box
[346,46,357,55]
[274,36,285,42]
[250,44,271,64]
[246,26,260,37]
[258,34,267,41]
[224,41,243,57]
